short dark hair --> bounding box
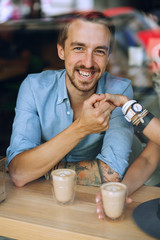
[57,11,115,54]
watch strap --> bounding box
[125,108,136,122]
[122,100,136,115]
[134,112,155,133]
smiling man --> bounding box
[7,11,133,187]
[58,19,111,94]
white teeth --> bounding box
[79,71,93,77]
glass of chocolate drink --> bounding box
[51,169,77,205]
[100,182,127,220]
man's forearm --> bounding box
[9,120,87,187]
[8,94,115,187]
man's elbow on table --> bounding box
[8,159,28,187]
[9,171,27,187]
[9,173,27,187]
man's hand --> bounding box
[78,94,115,135]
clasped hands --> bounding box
[78,93,116,135]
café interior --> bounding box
[0,0,160,239]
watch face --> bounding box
[132,103,143,113]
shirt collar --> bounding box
[57,70,69,104]
[96,73,106,94]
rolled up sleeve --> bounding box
[97,78,134,178]
[6,76,41,166]
[97,108,133,178]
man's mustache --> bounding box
[75,65,99,71]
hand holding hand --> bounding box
[103,93,130,108]
[78,94,115,135]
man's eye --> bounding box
[74,47,83,51]
[96,50,106,55]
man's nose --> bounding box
[83,52,94,68]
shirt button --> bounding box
[68,155,72,158]
[67,111,70,115]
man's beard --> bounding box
[66,66,99,93]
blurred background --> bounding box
[0,0,160,157]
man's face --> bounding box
[57,19,111,93]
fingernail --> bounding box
[96,198,99,203]
[98,215,104,220]
[97,208,100,213]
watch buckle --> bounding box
[125,115,131,122]
[139,117,144,123]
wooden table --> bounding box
[0,174,159,240]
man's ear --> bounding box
[57,43,65,60]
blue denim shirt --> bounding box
[7,69,133,177]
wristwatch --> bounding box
[125,102,143,122]
[131,102,143,113]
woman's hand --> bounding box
[96,191,132,220]
[103,93,130,108]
